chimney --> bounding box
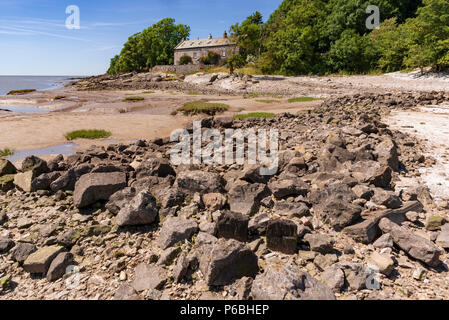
[223,31,228,38]
[208,33,212,39]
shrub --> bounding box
[65,129,111,140]
[179,55,193,65]
[199,51,221,65]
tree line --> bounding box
[108,0,449,75]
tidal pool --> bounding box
[7,143,77,162]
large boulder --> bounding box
[251,261,335,300]
[135,158,176,178]
[269,178,308,199]
[115,191,158,226]
[199,238,259,286]
[13,171,35,192]
[158,217,198,249]
[175,170,224,195]
[309,184,362,231]
[228,181,270,215]
[374,138,399,171]
[0,159,16,176]
[378,218,441,267]
[216,211,249,242]
[23,245,64,274]
[266,219,297,254]
[21,155,49,176]
[73,172,127,208]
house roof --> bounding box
[174,37,235,50]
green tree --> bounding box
[108,18,190,74]
[404,0,449,71]
[369,18,410,72]
[325,29,375,73]
[230,11,264,60]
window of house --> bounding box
[193,52,197,59]
[222,50,226,57]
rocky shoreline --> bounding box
[2,87,449,300]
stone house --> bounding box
[174,32,238,65]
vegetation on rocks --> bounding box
[0,148,14,157]
[123,96,145,102]
[7,89,36,95]
[234,112,275,119]
[288,97,323,103]
[176,101,229,116]
[64,129,112,141]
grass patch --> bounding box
[7,89,36,95]
[235,112,276,119]
[235,64,263,76]
[187,91,201,95]
[0,148,14,157]
[177,101,229,116]
[142,91,155,94]
[288,97,324,103]
[255,99,279,103]
[65,129,111,141]
[123,96,144,102]
[204,66,229,74]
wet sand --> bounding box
[0,86,318,160]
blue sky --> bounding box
[0,0,282,76]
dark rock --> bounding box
[21,155,49,176]
[0,238,15,254]
[266,219,298,254]
[309,183,362,231]
[136,158,176,178]
[228,181,270,215]
[216,211,249,242]
[0,159,16,176]
[11,242,37,264]
[372,189,402,209]
[269,178,308,199]
[175,170,224,194]
[46,252,74,281]
[106,187,136,214]
[199,238,258,286]
[115,191,158,226]
[273,201,310,218]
